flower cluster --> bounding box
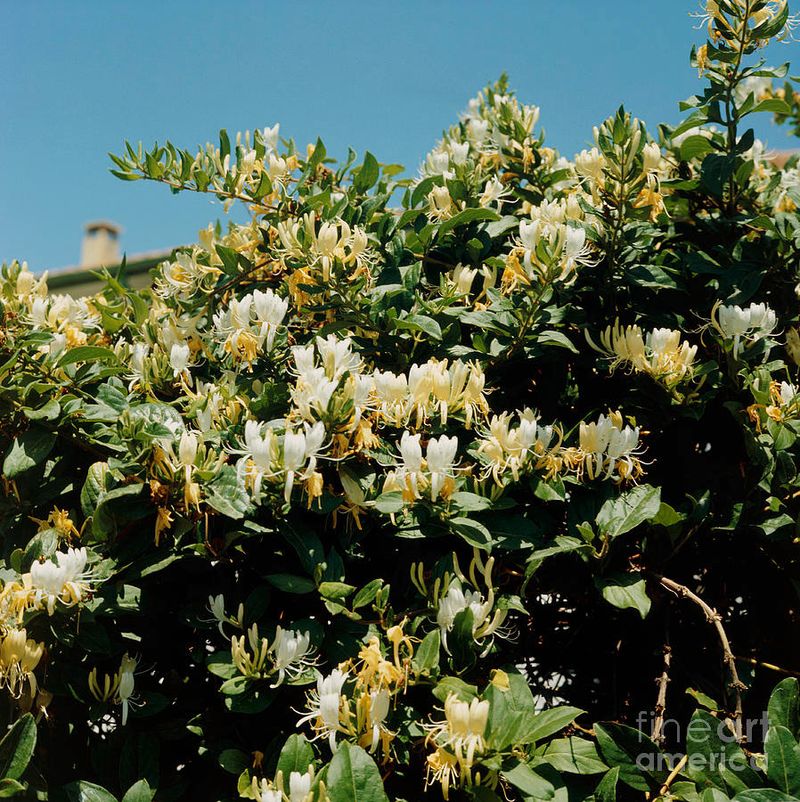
[711,301,778,358]
[593,321,698,390]
[230,624,316,686]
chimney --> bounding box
[80,220,121,268]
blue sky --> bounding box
[1,1,797,271]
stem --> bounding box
[655,574,746,742]
[136,172,280,211]
[657,754,689,798]
[723,0,751,214]
[651,644,672,746]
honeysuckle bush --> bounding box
[2,3,800,801]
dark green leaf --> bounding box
[0,714,36,781]
[327,743,389,802]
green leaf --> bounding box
[432,676,478,703]
[769,678,800,735]
[501,762,555,800]
[57,346,119,367]
[373,492,405,514]
[449,517,493,550]
[751,98,792,115]
[524,706,585,743]
[412,629,441,675]
[394,314,442,341]
[326,742,389,802]
[594,767,620,802]
[352,579,383,609]
[687,687,720,712]
[686,710,761,793]
[2,427,57,478]
[218,748,249,774]
[81,462,111,517]
[0,714,36,781]
[120,780,153,802]
[732,792,800,802]
[451,492,492,512]
[595,722,667,791]
[206,465,251,520]
[701,153,737,197]
[535,737,608,774]
[353,152,379,194]
[266,574,316,594]
[437,207,500,237]
[597,573,651,619]
[680,135,716,161]
[765,725,800,796]
[276,734,315,779]
[64,781,118,802]
[22,398,61,421]
[0,778,26,797]
[596,485,661,539]
[92,484,149,539]
[318,581,356,601]
[537,330,578,353]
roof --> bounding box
[47,247,175,293]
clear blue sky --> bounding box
[1,1,797,271]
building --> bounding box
[47,221,175,297]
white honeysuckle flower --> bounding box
[477,408,556,483]
[315,335,360,380]
[466,117,489,146]
[268,153,289,181]
[288,768,314,802]
[443,694,490,761]
[29,547,92,616]
[424,149,452,178]
[777,381,798,406]
[169,342,191,378]
[449,141,470,164]
[642,142,662,173]
[712,301,777,357]
[428,185,454,221]
[178,430,199,466]
[562,226,592,274]
[367,689,391,753]
[16,266,34,296]
[426,435,458,501]
[398,431,424,473]
[291,366,339,420]
[130,342,149,378]
[30,298,49,329]
[575,147,605,182]
[252,289,289,350]
[479,176,509,208]
[579,412,643,482]
[118,653,138,726]
[47,332,67,359]
[292,343,317,375]
[238,419,279,502]
[281,422,326,502]
[594,322,697,389]
[268,626,314,687]
[296,669,349,752]
[262,123,280,151]
[451,264,477,295]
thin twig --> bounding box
[655,574,746,742]
[736,655,800,677]
[658,754,688,798]
[651,644,672,746]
